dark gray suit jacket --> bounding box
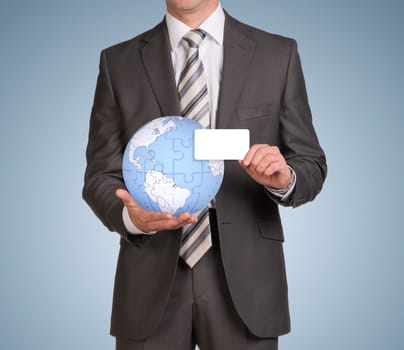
[83,12,326,341]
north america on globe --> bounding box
[122,116,224,216]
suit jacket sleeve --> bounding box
[271,40,327,207]
[82,50,149,247]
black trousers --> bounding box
[116,213,278,350]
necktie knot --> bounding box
[183,29,206,48]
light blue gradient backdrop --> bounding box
[1,1,403,349]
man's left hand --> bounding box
[239,144,292,189]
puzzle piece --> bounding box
[145,135,176,175]
[171,138,204,184]
[186,186,203,213]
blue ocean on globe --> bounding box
[122,116,224,216]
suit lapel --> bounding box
[140,15,255,126]
[141,21,181,116]
[216,14,256,129]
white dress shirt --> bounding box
[123,3,295,234]
[166,4,224,128]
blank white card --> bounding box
[194,129,250,160]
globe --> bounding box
[122,116,224,216]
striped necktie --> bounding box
[178,29,212,268]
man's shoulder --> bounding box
[227,13,296,50]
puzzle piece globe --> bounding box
[122,116,224,215]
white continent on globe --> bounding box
[208,160,224,177]
[128,119,177,170]
[144,170,191,214]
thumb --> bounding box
[115,189,136,207]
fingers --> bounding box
[242,144,270,167]
[137,209,174,222]
[241,144,286,175]
[147,212,197,231]
[135,211,197,232]
[239,144,291,188]
[116,188,174,220]
[115,188,197,232]
[116,189,137,208]
[261,160,285,178]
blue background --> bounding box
[0,1,402,349]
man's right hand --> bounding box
[116,189,197,233]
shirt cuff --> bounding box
[264,166,296,201]
[122,206,156,235]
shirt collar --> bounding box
[165,3,225,51]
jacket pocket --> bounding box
[258,220,284,242]
[237,103,277,121]
[120,234,152,248]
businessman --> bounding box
[83,1,327,349]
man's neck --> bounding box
[166,1,219,28]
